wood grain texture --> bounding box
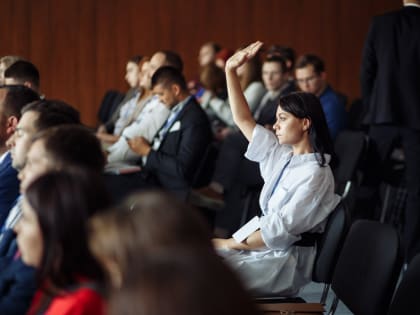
[0,0,401,126]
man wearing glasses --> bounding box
[295,54,347,140]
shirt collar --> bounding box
[0,151,9,164]
[171,95,192,114]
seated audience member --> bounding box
[97,55,142,134]
[4,60,41,94]
[99,50,182,160]
[102,57,153,141]
[295,54,347,139]
[105,59,170,164]
[198,62,227,103]
[0,125,107,314]
[14,171,110,315]
[188,41,222,96]
[200,49,265,136]
[0,85,40,226]
[212,42,340,296]
[191,55,296,211]
[108,252,259,315]
[198,42,222,68]
[0,56,22,84]
[1,99,81,243]
[88,190,214,288]
[105,66,212,201]
[266,45,296,74]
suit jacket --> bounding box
[360,6,420,128]
[0,257,37,315]
[0,152,19,227]
[144,96,212,194]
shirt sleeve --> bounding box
[107,102,169,163]
[259,166,339,250]
[245,125,291,181]
[207,82,266,126]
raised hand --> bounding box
[225,41,263,72]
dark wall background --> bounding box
[0,0,401,126]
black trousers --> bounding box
[369,125,420,262]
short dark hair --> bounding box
[263,55,288,74]
[21,99,80,132]
[160,50,183,72]
[25,171,110,290]
[266,45,296,71]
[0,84,40,118]
[279,92,334,166]
[151,66,187,91]
[32,125,105,173]
[295,54,325,75]
[128,55,142,64]
[4,60,40,90]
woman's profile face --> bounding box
[273,106,306,145]
[14,198,43,267]
[125,61,140,88]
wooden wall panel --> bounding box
[0,0,402,126]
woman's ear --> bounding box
[302,118,311,132]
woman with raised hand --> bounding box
[213,41,341,296]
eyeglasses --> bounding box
[295,75,319,85]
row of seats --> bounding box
[256,203,417,314]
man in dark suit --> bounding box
[360,0,420,262]
[0,85,39,226]
[106,66,212,201]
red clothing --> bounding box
[26,286,105,315]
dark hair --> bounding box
[32,125,105,173]
[279,92,334,166]
[25,171,110,291]
[200,62,226,94]
[263,55,288,74]
[151,66,187,91]
[295,54,325,75]
[204,42,222,54]
[108,251,258,315]
[160,50,183,72]
[266,45,296,71]
[21,99,80,132]
[88,190,213,286]
[0,84,40,118]
[4,60,40,90]
[239,51,261,90]
[128,55,142,64]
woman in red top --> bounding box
[14,171,110,315]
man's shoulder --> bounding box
[373,6,420,25]
[182,97,208,118]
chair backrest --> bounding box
[330,220,402,315]
[333,130,367,197]
[97,90,124,124]
[387,253,420,315]
[312,202,349,285]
